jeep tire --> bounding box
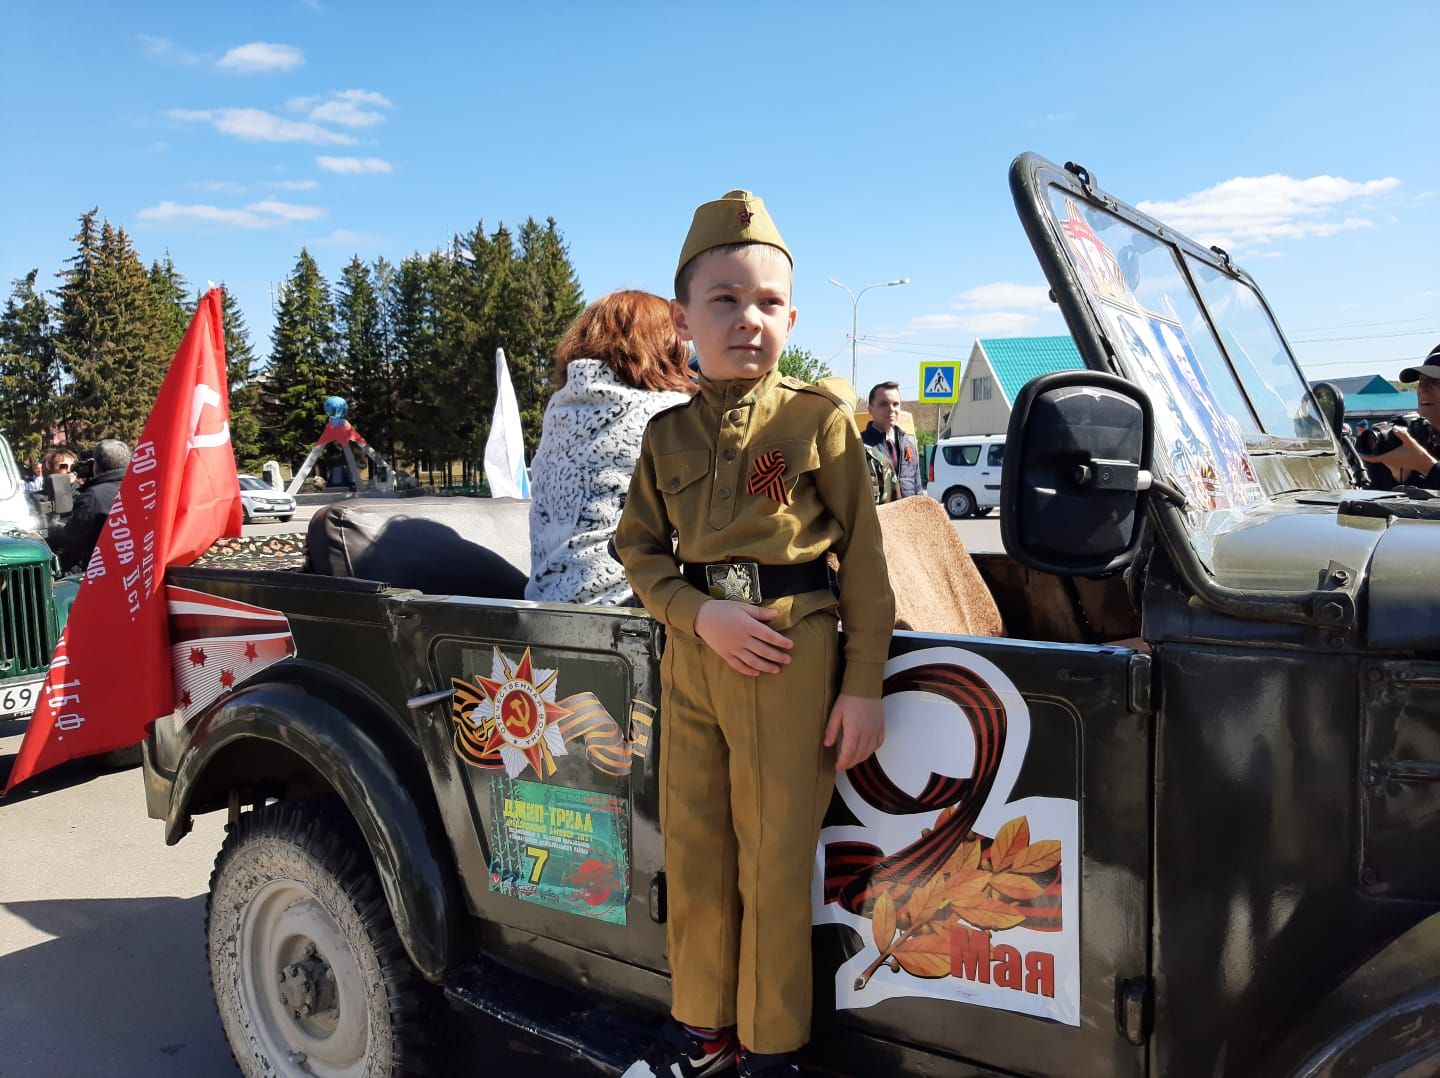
[207,798,435,1077]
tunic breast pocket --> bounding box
[747,439,821,501]
[655,449,711,509]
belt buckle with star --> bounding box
[706,561,762,604]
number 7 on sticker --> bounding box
[525,845,550,884]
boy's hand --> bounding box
[693,600,794,676]
[824,694,885,771]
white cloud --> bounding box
[316,228,383,247]
[909,311,1043,336]
[288,89,394,128]
[309,99,388,127]
[273,179,319,190]
[137,34,200,66]
[137,202,269,229]
[188,180,247,194]
[902,280,1059,339]
[245,199,326,221]
[216,42,305,74]
[316,155,393,174]
[168,107,355,145]
[953,282,1053,310]
[1136,174,1401,249]
[136,199,327,229]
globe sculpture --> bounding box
[284,395,394,496]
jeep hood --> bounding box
[1208,494,1440,650]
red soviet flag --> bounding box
[5,288,241,792]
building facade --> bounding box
[940,335,1084,438]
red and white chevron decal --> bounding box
[167,586,296,724]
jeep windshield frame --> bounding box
[1009,153,1356,630]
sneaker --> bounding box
[622,1020,739,1078]
[737,1050,799,1076]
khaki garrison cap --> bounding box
[675,189,792,289]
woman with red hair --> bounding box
[527,290,695,604]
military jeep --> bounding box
[0,434,70,723]
[141,155,1440,1077]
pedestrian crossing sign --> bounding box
[918,361,961,404]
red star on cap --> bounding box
[737,208,753,225]
[188,647,207,667]
[219,669,236,690]
[243,642,259,662]
[178,690,192,709]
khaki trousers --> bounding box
[659,610,839,1053]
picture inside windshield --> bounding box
[1046,188,1331,559]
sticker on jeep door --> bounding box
[487,776,630,924]
[814,647,1079,1026]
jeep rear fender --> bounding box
[1264,910,1440,1076]
[168,680,459,981]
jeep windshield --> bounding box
[1011,156,1342,564]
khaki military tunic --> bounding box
[615,367,894,698]
[615,367,894,1052]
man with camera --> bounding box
[48,438,130,573]
[1358,346,1440,490]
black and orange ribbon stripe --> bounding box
[822,663,1060,931]
[747,450,790,504]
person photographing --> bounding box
[1359,346,1440,490]
[48,438,129,573]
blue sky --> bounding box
[3,2,1437,399]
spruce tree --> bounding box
[511,216,584,454]
[218,286,263,467]
[261,249,339,466]
[335,256,391,462]
[389,252,447,476]
[57,215,173,443]
[0,270,61,461]
[53,209,102,441]
[370,256,399,460]
[149,252,192,354]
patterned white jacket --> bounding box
[526,359,692,605]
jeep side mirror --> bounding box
[1001,370,1155,577]
[1309,381,1346,438]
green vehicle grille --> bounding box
[1,562,55,679]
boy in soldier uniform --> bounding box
[616,191,895,1077]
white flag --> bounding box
[484,347,531,499]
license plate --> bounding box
[0,678,43,719]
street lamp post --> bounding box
[828,276,910,392]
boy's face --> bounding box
[671,246,796,382]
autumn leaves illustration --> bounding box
[854,813,1062,991]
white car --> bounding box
[927,434,1004,519]
[238,475,296,524]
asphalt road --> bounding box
[0,495,999,1076]
[0,734,237,1077]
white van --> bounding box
[926,434,1004,518]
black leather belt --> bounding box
[681,558,831,604]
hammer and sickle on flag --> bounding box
[747,449,790,505]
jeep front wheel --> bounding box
[207,798,434,1077]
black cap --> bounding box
[1399,343,1440,383]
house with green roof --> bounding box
[940,335,1084,437]
[1306,375,1416,423]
